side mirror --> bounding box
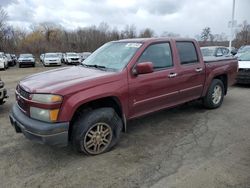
[133,62,154,75]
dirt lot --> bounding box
[0,64,250,188]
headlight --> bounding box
[30,107,59,122]
[31,94,62,104]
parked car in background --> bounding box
[40,54,45,63]
[236,52,250,84]
[18,54,36,68]
[6,53,16,66]
[80,52,92,61]
[10,38,238,155]
[64,52,81,64]
[0,53,8,70]
[227,47,238,56]
[11,54,17,65]
[57,52,63,63]
[61,53,66,63]
[43,53,62,66]
[201,46,231,57]
[235,45,250,57]
[0,77,7,105]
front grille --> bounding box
[19,86,30,99]
[71,58,79,61]
[16,85,30,113]
[17,98,28,112]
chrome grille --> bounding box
[16,85,30,113]
[18,85,30,99]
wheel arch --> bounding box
[68,96,125,141]
[214,74,228,95]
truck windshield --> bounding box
[82,42,142,71]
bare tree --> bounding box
[161,31,180,37]
[0,6,8,50]
[234,20,250,48]
[200,27,215,45]
[139,28,154,38]
[121,25,137,38]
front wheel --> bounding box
[203,79,224,109]
[71,107,123,155]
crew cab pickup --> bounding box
[9,38,238,155]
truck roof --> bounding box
[116,37,195,43]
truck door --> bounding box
[175,41,206,102]
[128,42,182,119]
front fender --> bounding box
[58,80,128,122]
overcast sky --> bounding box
[1,0,249,38]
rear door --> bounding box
[128,42,181,118]
[175,41,206,102]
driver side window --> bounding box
[137,43,173,70]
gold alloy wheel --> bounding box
[83,122,113,155]
[212,85,222,105]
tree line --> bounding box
[0,6,249,55]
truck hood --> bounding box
[238,60,250,69]
[19,66,118,94]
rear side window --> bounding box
[176,42,198,65]
[138,43,173,69]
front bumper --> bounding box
[19,61,35,65]
[44,61,61,66]
[67,59,80,64]
[9,104,69,147]
[236,69,250,84]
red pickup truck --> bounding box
[10,38,238,155]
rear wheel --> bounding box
[71,107,122,155]
[203,79,224,109]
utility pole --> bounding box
[229,0,236,50]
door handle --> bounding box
[195,68,203,72]
[168,73,178,78]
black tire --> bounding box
[203,79,224,109]
[19,64,22,68]
[71,107,123,155]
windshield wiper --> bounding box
[81,63,118,72]
[82,63,107,70]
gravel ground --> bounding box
[0,64,250,188]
